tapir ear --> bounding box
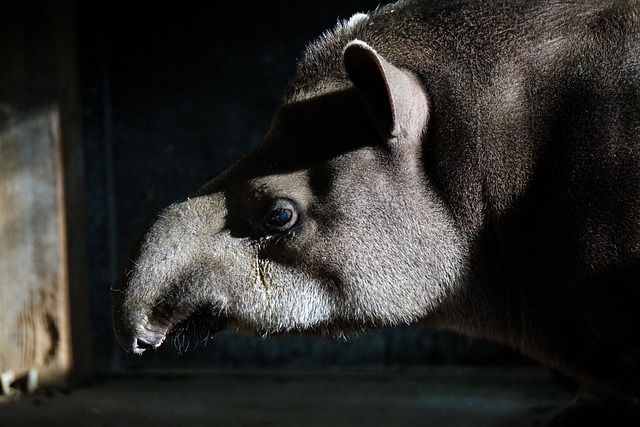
[343,40,428,140]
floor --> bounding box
[0,366,572,427]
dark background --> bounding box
[77,0,526,374]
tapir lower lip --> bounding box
[126,327,168,355]
[112,309,170,355]
[125,306,229,355]
[130,334,166,355]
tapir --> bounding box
[113,0,640,423]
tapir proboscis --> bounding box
[112,0,640,424]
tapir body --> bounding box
[113,0,640,422]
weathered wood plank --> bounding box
[0,0,91,389]
[0,109,70,386]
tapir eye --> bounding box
[264,200,298,233]
[271,208,292,224]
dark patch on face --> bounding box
[218,88,382,241]
[251,88,382,176]
[222,180,273,239]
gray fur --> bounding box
[113,0,640,420]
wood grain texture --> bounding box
[0,0,91,388]
[0,109,70,385]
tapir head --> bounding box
[113,40,465,355]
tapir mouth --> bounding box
[165,307,231,354]
[123,305,230,355]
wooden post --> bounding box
[0,0,92,389]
